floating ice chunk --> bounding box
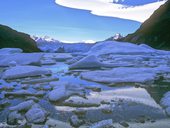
[81,67,158,84]
[90,119,113,128]
[69,55,102,69]
[160,91,170,116]
[48,82,85,102]
[4,90,45,97]
[25,105,47,123]
[48,86,66,102]
[2,66,51,79]
[0,53,43,67]
[87,41,155,56]
[46,118,72,128]
[9,100,35,111]
[0,48,23,54]
[165,107,170,116]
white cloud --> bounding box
[60,39,96,43]
[83,40,96,43]
[55,0,166,22]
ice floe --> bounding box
[0,53,43,67]
[160,91,170,116]
[87,41,156,56]
[81,66,170,84]
[2,66,51,79]
[0,48,23,54]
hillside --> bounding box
[0,24,40,52]
[123,0,170,49]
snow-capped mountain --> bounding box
[112,33,124,40]
[105,33,124,41]
[31,35,61,43]
[32,35,94,53]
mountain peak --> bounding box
[31,35,61,43]
[105,33,124,41]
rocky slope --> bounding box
[0,24,40,52]
[123,0,170,49]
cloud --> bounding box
[55,0,166,22]
[83,40,96,43]
[60,39,96,43]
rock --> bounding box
[85,87,101,92]
[137,117,146,124]
[0,100,10,110]
[25,105,47,124]
[90,119,113,128]
[165,107,170,116]
[45,118,72,128]
[101,107,113,114]
[73,109,87,116]
[0,84,15,91]
[9,100,35,112]
[7,111,23,125]
[0,48,23,54]
[119,121,129,127]
[70,115,84,127]
[0,53,43,67]
[2,66,51,79]
[69,55,102,69]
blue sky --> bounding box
[0,0,164,42]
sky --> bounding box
[0,0,166,43]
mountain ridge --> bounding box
[123,0,170,49]
[0,24,40,52]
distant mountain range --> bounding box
[123,0,170,49]
[0,24,40,52]
[32,35,62,44]
[32,35,93,53]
